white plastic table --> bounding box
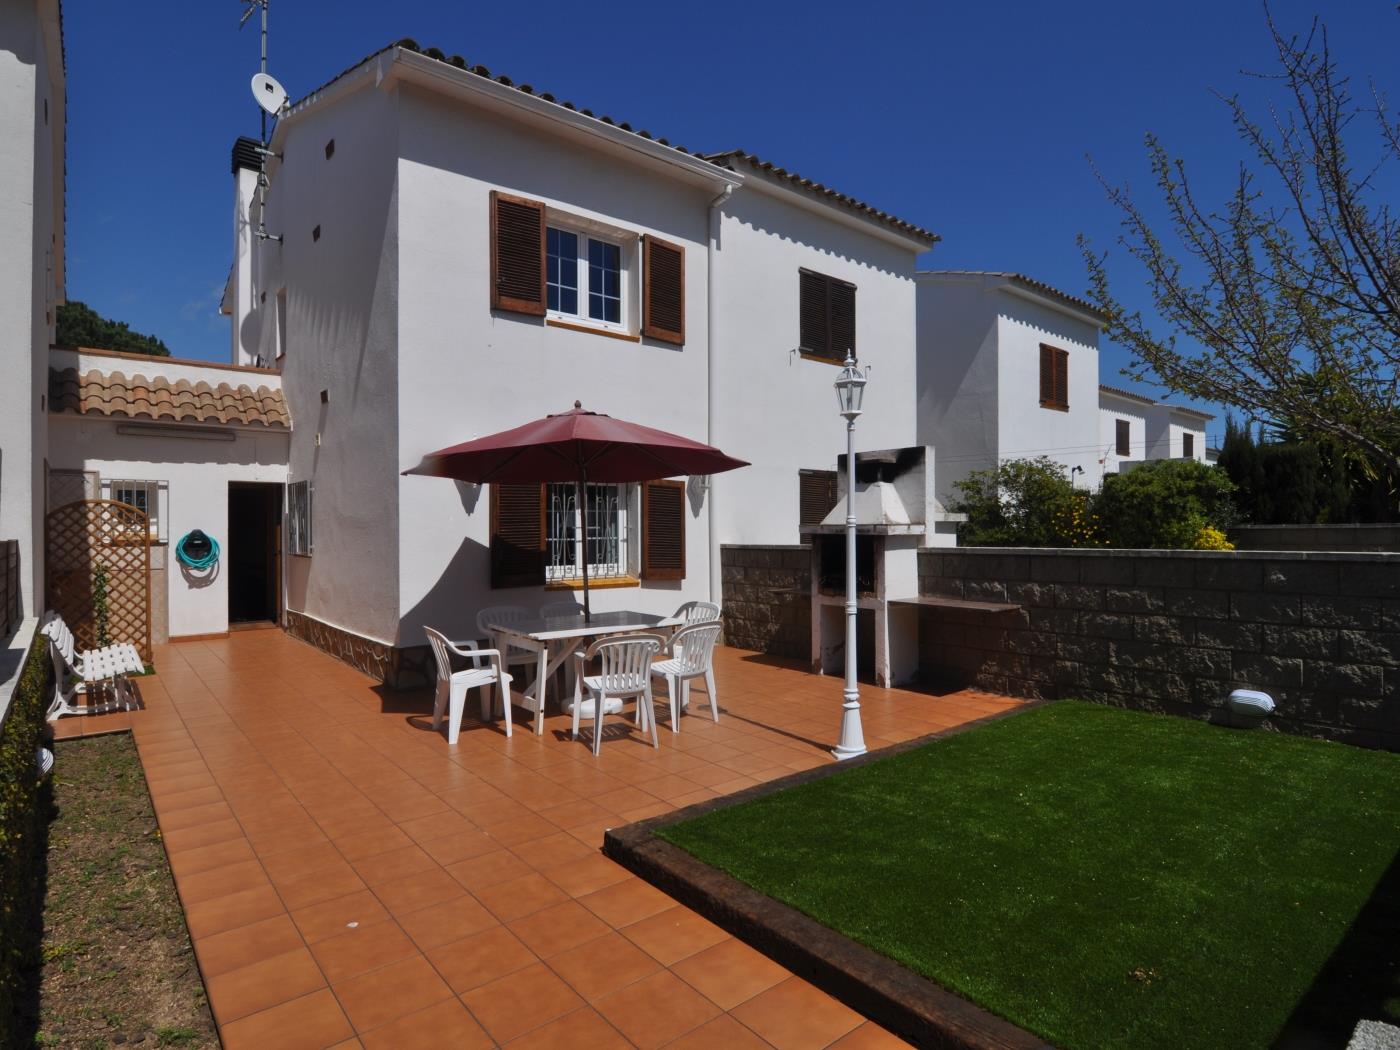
[485,610,680,735]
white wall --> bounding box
[0,0,61,620]
[915,277,1000,506]
[1098,394,1150,480]
[712,179,921,550]
[250,84,404,645]
[393,85,721,644]
[1144,406,1210,462]
[47,416,288,638]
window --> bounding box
[546,483,630,581]
[799,469,839,528]
[1115,419,1131,457]
[104,479,167,542]
[798,270,856,361]
[1183,432,1195,458]
[287,481,313,556]
[546,226,624,327]
[1039,344,1069,410]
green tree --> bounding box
[950,457,1089,547]
[1097,460,1237,549]
[1082,12,1400,481]
[56,300,171,357]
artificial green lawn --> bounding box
[657,702,1400,1049]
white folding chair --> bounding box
[650,622,722,732]
[424,627,513,744]
[570,634,663,756]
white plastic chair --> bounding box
[650,622,722,732]
[539,600,584,620]
[41,614,143,721]
[424,627,513,744]
[673,600,720,626]
[476,605,536,683]
[570,634,663,756]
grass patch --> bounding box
[32,734,216,1049]
[658,702,1400,1049]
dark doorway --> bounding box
[228,483,281,626]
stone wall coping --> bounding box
[927,547,1400,565]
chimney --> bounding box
[227,136,262,366]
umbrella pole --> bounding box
[576,474,591,621]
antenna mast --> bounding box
[239,0,282,244]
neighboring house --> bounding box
[222,41,936,680]
[0,0,63,622]
[1099,384,1213,477]
[915,271,1106,508]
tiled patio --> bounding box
[56,630,1021,1049]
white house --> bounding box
[915,271,1106,507]
[0,0,63,624]
[221,41,937,681]
[1099,384,1213,477]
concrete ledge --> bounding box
[604,702,1050,1049]
[0,618,39,732]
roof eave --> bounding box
[733,167,934,253]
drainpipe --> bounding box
[706,183,733,606]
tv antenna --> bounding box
[239,0,282,243]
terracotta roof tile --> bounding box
[921,271,1106,322]
[289,43,937,246]
[48,368,290,429]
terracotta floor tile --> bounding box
[333,824,414,861]
[396,809,477,844]
[538,853,632,899]
[195,914,306,979]
[424,924,538,993]
[259,841,347,883]
[665,1013,777,1050]
[157,784,227,812]
[359,997,494,1049]
[162,817,245,855]
[351,844,437,887]
[622,905,730,966]
[510,830,596,871]
[273,860,368,912]
[308,918,419,984]
[290,889,390,944]
[547,930,662,1000]
[507,899,610,958]
[206,946,326,1024]
[218,988,353,1050]
[333,954,453,1032]
[160,799,237,832]
[595,969,722,1050]
[504,1006,632,1049]
[169,836,259,879]
[372,865,464,918]
[828,1022,915,1048]
[730,977,864,1050]
[460,961,584,1044]
[184,883,287,940]
[446,848,533,891]
[176,859,270,906]
[476,872,570,923]
[395,894,498,952]
[579,876,676,928]
[670,938,790,1011]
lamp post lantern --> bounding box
[832,352,868,761]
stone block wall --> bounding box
[918,548,1400,749]
[1231,523,1400,553]
[720,545,811,660]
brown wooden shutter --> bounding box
[1116,419,1130,457]
[1039,345,1054,405]
[1040,344,1068,410]
[642,235,685,344]
[1183,432,1194,458]
[489,483,545,588]
[490,190,546,316]
[829,279,856,359]
[1054,348,1069,408]
[799,469,839,527]
[641,480,685,580]
[799,271,830,358]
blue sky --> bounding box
[62,2,1397,445]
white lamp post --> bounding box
[832,352,868,761]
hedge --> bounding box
[0,633,52,1045]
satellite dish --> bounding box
[251,72,288,116]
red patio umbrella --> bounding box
[403,402,748,617]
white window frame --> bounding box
[287,480,313,557]
[102,479,168,542]
[545,482,633,582]
[545,215,636,335]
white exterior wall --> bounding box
[394,86,720,644]
[0,0,61,619]
[915,279,999,506]
[1144,406,1209,462]
[230,165,260,366]
[1098,394,1151,479]
[712,181,921,550]
[250,83,403,645]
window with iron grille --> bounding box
[545,483,630,581]
[288,480,313,556]
[103,479,168,542]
